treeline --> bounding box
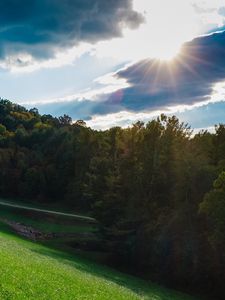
[0,99,225,298]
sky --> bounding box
[1,0,225,130]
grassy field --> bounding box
[0,205,97,234]
[0,201,105,265]
[0,200,200,299]
[0,222,199,300]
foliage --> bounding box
[0,222,197,300]
[0,98,224,298]
[200,171,225,245]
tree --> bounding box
[29,107,39,116]
[74,120,86,127]
[58,114,72,126]
[200,171,225,245]
[0,124,6,135]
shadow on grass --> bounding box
[30,246,197,300]
[0,220,198,300]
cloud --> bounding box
[29,29,225,128]
[0,0,143,64]
[34,97,225,131]
[95,29,225,113]
[218,7,225,16]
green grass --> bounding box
[0,204,102,264]
[0,223,199,300]
[0,206,96,234]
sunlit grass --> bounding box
[0,223,198,300]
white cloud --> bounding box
[85,77,225,130]
[3,0,225,74]
[0,43,95,73]
[86,110,163,130]
[94,0,224,62]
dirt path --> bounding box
[0,218,50,240]
[0,200,96,222]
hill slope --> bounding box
[0,223,198,300]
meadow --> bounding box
[0,207,199,300]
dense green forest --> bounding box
[0,98,225,299]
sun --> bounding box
[95,0,198,63]
[153,44,181,61]
[132,0,199,61]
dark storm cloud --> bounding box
[0,0,143,60]
[34,29,225,121]
[95,30,225,114]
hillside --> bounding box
[0,222,197,300]
[1,99,224,299]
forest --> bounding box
[0,98,224,299]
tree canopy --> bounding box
[0,98,224,299]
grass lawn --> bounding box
[0,222,199,300]
[0,206,96,234]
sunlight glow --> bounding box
[95,0,224,62]
[154,47,180,61]
[4,0,224,72]
[95,0,200,61]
